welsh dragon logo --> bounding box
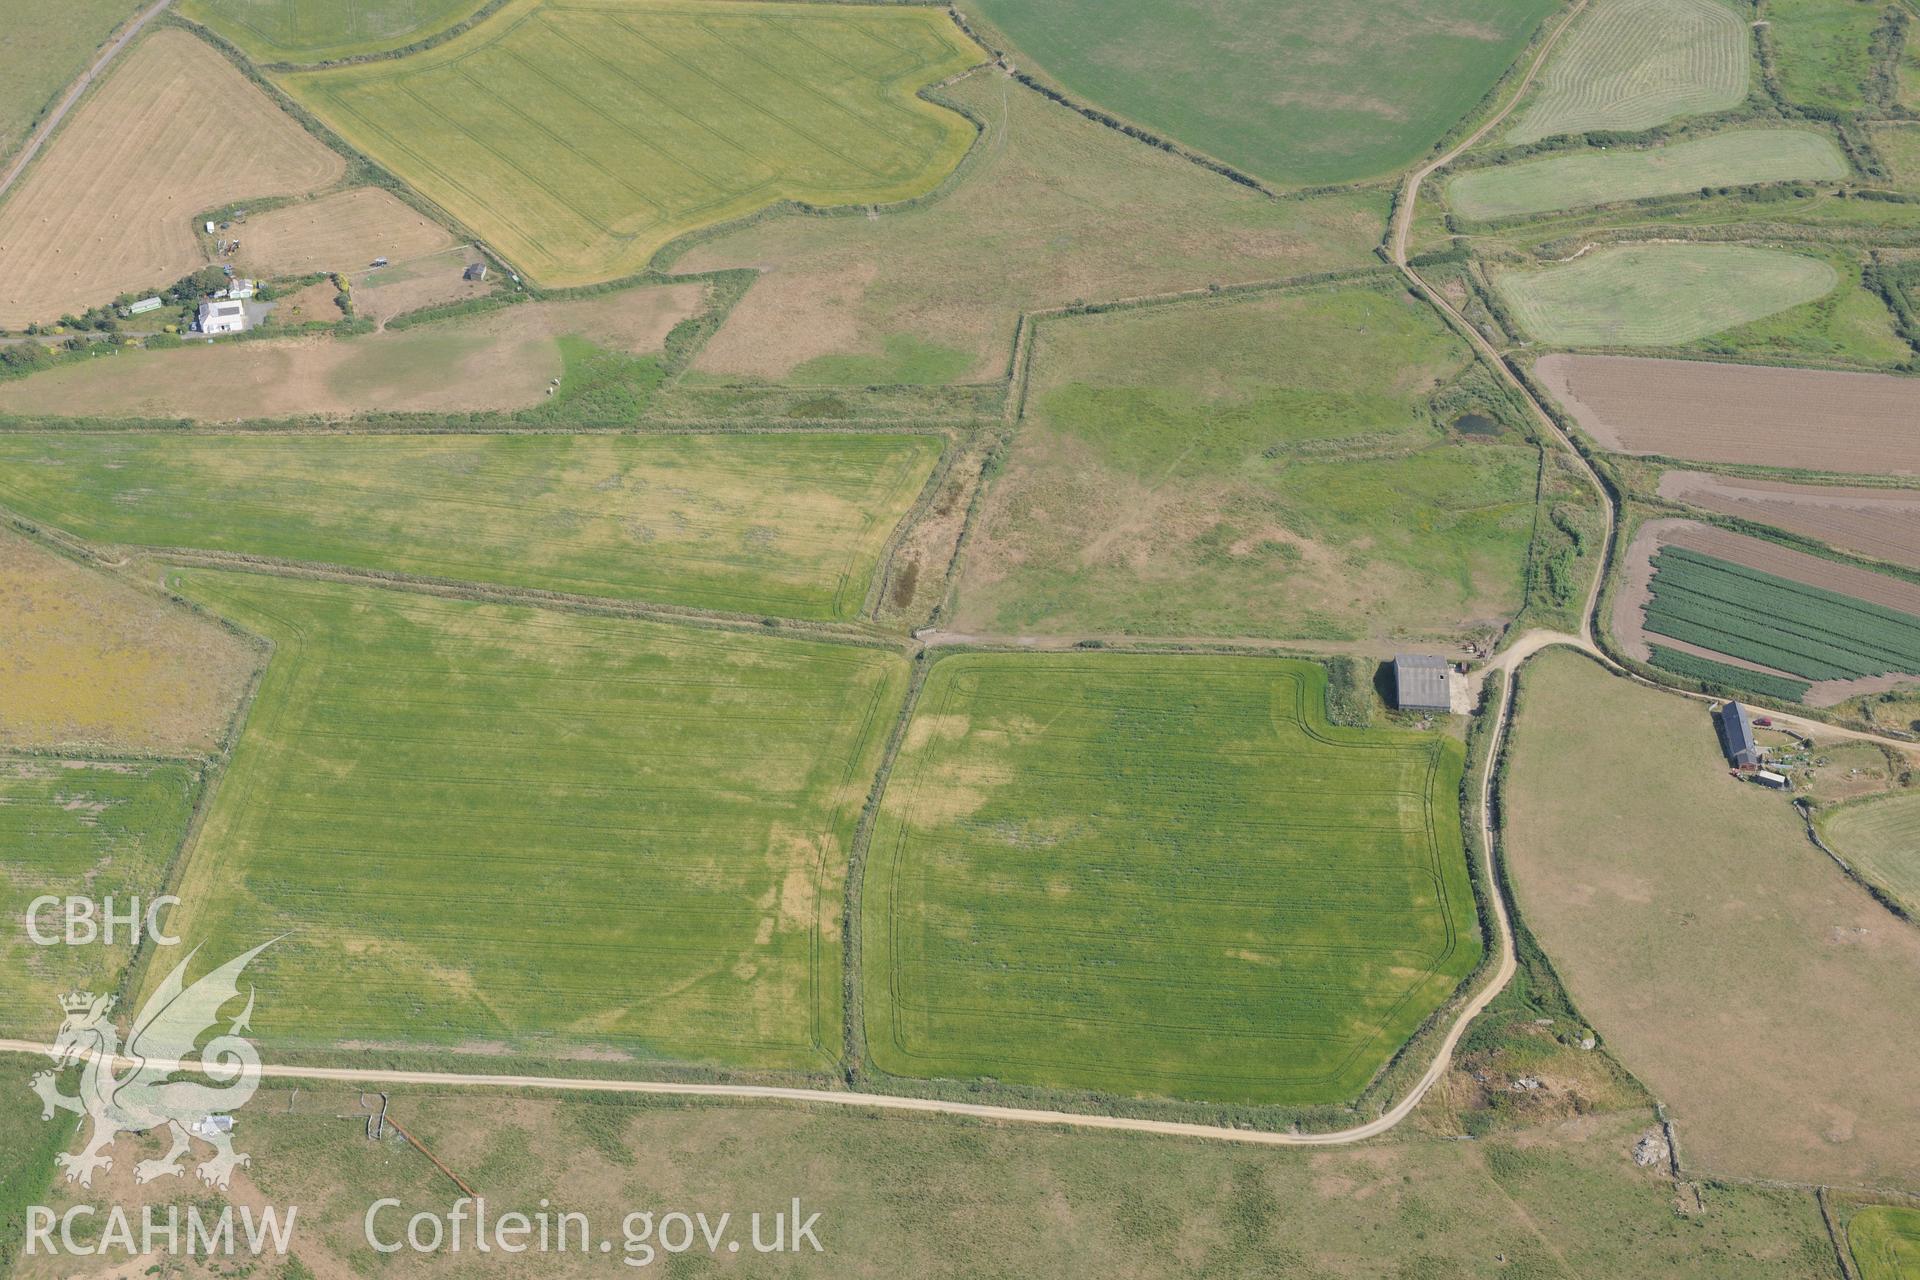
[31,941,272,1190]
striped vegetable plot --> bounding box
[1644,547,1920,681]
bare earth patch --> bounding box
[1538,354,1920,475]
[236,187,456,279]
[352,244,490,325]
[0,530,256,753]
[1658,470,1920,571]
[0,28,344,328]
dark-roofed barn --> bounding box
[1718,700,1762,768]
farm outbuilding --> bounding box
[1393,655,1452,713]
[463,261,487,281]
[1718,700,1762,768]
[125,296,163,315]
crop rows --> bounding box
[158,572,909,1071]
[1647,644,1812,702]
[0,432,941,621]
[1818,794,1920,918]
[862,655,1478,1106]
[1645,547,1920,680]
[0,758,199,1039]
[282,0,978,286]
[1507,0,1750,144]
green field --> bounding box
[1648,644,1813,703]
[1818,793,1920,918]
[1873,122,1920,190]
[1645,546,1920,681]
[1768,0,1884,113]
[952,286,1548,641]
[0,758,200,1039]
[862,654,1478,1105]
[179,0,488,62]
[1852,1206,1920,1280]
[678,72,1386,384]
[156,571,907,1070]
[0,433,939,621]
[966,0,1557,187]
[1492,244,1838,346]
[0,0,142,163]
[1448,129,1846,220]
[280,0,978,286]
[1507,0,1751,144]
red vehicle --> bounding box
[1755,716,1774,728]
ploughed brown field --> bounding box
[1659,471,1920,571]
[1537,354,1920,475]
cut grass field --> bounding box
[0,529,257,755]
[952,286,1546,642]
[0,431,939,620]
[1645,544,1920,682]
[1504,649,1920,1185]
[280,0,979,287]
[0,757,199,1040]
[1767,0,1883,114]
[967,0,1558,187]
[1817,792,1920,918]
[0,0,142,164]
[180,0,489,63]
[1506,0,1751,144]
[1446,129,1846,220]
[0,28,344,329]
[236,186,457,279]
[156,570,908,1070]
[1851,1206,1920,1280]
[863,654,1477,1106]
[1537,354,1920,474]
[1492,244,1837,346]
[7,1090,1838,1280]
[681,72,1385,384]
[0,281,703,419]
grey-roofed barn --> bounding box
[1718,700,1761,768]
[1393,655,1451,713]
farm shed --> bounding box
[1718,700,1762,768]
[1393,655,1452,713]
[463,261,487,281]
[196,299,249,334]
[125,296,163,315]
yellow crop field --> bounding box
[278,0,980,286]
[0,530,256,755]
[0,29,344,329]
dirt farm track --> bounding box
[0,28,342,329]
[1536,353,1920,475]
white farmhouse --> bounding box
[197,299,249,334]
